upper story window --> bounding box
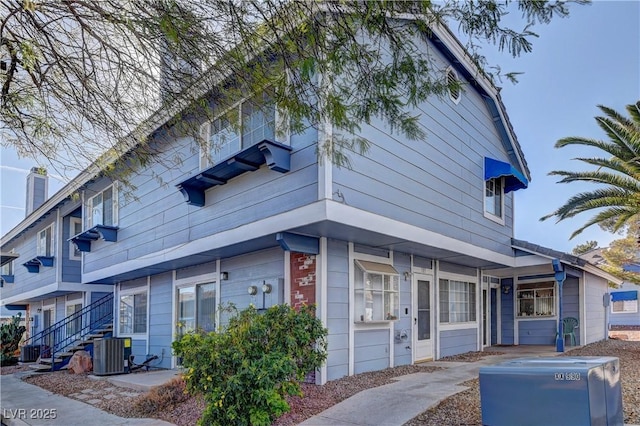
[69,217,82,260]
[86,184,119,230]
[200,92,284,168]
[1,257,14,276]
[517,282,555,317]
[484,177,503,222]
[446,67,461,104]
[439,278,476,323]
[37,224,54,257]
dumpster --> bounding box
[479,357,623,426]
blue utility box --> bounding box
[479,357,623,426]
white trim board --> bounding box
[83,200,517,283]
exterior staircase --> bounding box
[22,293,114,372]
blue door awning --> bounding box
[484,157,528,193]
[611,291,637,302]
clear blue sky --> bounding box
[1,1,639,254]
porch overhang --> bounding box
[0,282,114,306]
[82,200,517,284]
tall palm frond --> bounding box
[542,101,640,238]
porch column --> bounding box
[553,259,566,352]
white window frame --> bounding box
[176,281,218,334]
[516,281,556,318]
[446,67,461,104]
[85,183,119,230]
[439,275,477,325]
[69,217,83,260]
[484,177,505,225]
[353,260,400,323]
[118,287,148,336]
[1,250,15,276]
[37,224,54,257]
[199,91,289,169]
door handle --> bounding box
[414,317,417,325]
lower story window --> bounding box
[439,279,476,323]
[177,283,216,333]
[517,282,555,317]
[120,291,147,334]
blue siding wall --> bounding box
[440,328,477,357]
[562,278,580,345]
[518,320,556,345]
[326,239,349,381]
[354,329,390,374]
[331,37,516,258]
[176,262,217,280]
[148,272,173,369]
[500,278,514,345]
[62,213,81,283]
[219,248,284,325]
[393,252,412,367]
[83,124,318,275]
[131,339,147,365]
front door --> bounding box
[413,274,434,362]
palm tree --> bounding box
[541,101,640,238]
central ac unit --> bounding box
[93,338,130,376]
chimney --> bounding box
[25,167,48,216]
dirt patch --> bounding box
[405,339,640,426]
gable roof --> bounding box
[2,11,530,246]
[512,238,622,284]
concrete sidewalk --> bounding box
[300,348,560,426]
[0,373,174,426]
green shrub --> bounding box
[172,304,327,426]
[0,313,26,366]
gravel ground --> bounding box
[16,339,640,425]
[406,339,640,426]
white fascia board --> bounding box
[326,202,516,267]
[84,200,516,283]
[1,282,114,306]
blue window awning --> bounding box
[484,157,528,193]
[611,291,638,302]
[177,139,292,207]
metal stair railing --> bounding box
[24,293,114,370]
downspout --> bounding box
[553,259,566,352]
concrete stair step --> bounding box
[29,364,52,372]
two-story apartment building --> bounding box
[1,168,113,348]
[0,15,620,382]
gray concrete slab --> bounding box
[105,369,182,392]
[0,374,175,426]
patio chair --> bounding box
[562,317,579,346]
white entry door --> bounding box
[413,274,434,362]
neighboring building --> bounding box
[609,282,639,327]
[0,15,621,381]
